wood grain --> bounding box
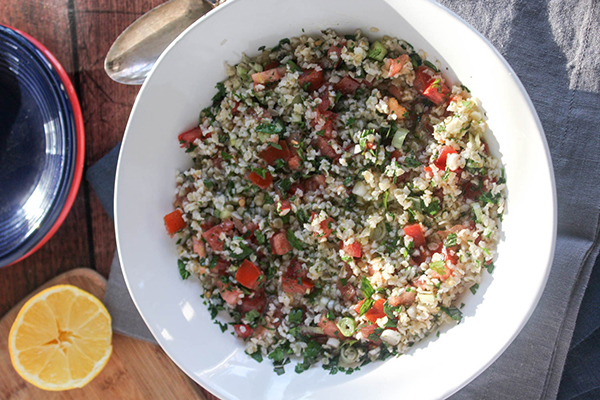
[71,0,165,276]
[0,269,206,400]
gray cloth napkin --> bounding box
[87,0,600,398]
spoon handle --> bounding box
[104,0,216,85]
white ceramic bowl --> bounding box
[115,0,556,398]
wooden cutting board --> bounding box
[0,268,207,400]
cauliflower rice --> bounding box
[164,29,506,375]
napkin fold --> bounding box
[87,0,600,398]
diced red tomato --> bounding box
[413,65,434,93]
[287,155,302,170]
[238,291,266,314]
[312,109,337,138]
[248,170,273,189]
[338,270,357,303]
[423,78,450,105]
[424,166,433,176]
[282,276,315,294]
[202,220,234,251]
[327,44,344,68]
[252,67,286,85]
[430,262,453,281]
[388,290,416,307]
[178,127,207,148]
[298,69,325,92]
[288,180,305,196]
[319,217,335,238]
[304,174,326,192]
[384,54,409,78]
[355,298,386,323]
[192,237,206,258]
[235,260,264,290]
[340,241,361,258]
[404,223,426,248]
[318,314,347,338]
[211,257,230,275]
[277,200,292,216]
[264,60,280,70]
[164,210,186,235]
[286,138,303,170]
[270,231,292,255]
[317,92,331,113]
[313,136,339,160]
[463,180,482,200]
[333,76,360,94]
[357,323,379,342]
[411,249,429,265]
[233,324,254,339]
[216,280,242,306]
[281,259,314,294]
[259,141,291,165]
[434,146,459,170]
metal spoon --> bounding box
[104,0,218,85]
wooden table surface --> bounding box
[0,1,218,398]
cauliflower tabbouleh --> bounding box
[163,29,506,375]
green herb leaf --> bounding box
[289,308,304,324]
[248,349,263,363]
[268,142,283,150]
[212,82,227,104]
[221,151,233,160]
[252,167,267,179]
[268,347,285,362]
[256,123,283,135]
[470,283,479,294]
[178,259,190,280]
[245,309,261,324]
[360,298,375,316]
[440,306,463,322]
[287,60,303,73]
[296,208,309,224]
[423,60,439,72]
[255,230,266,245]
[445,233,458,247]
[286,229,304,250]
[229,243,254,260]
[361,277,375,298]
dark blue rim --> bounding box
[0,25,77,267]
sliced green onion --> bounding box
[340,345,359,364]
[391,128,409,149]
[370,221,387,242]
[418,292,436,304]
[472,203,484,224]
[236,64,249,78]
[336,317,356,337]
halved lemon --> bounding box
[8,284,112,391]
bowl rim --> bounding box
[0,24,85,267]
[115,0,557,398]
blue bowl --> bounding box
[0,25,84,267]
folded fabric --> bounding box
[86,0,600,398]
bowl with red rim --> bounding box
[114,0,556,398]
[0,24,85,267]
